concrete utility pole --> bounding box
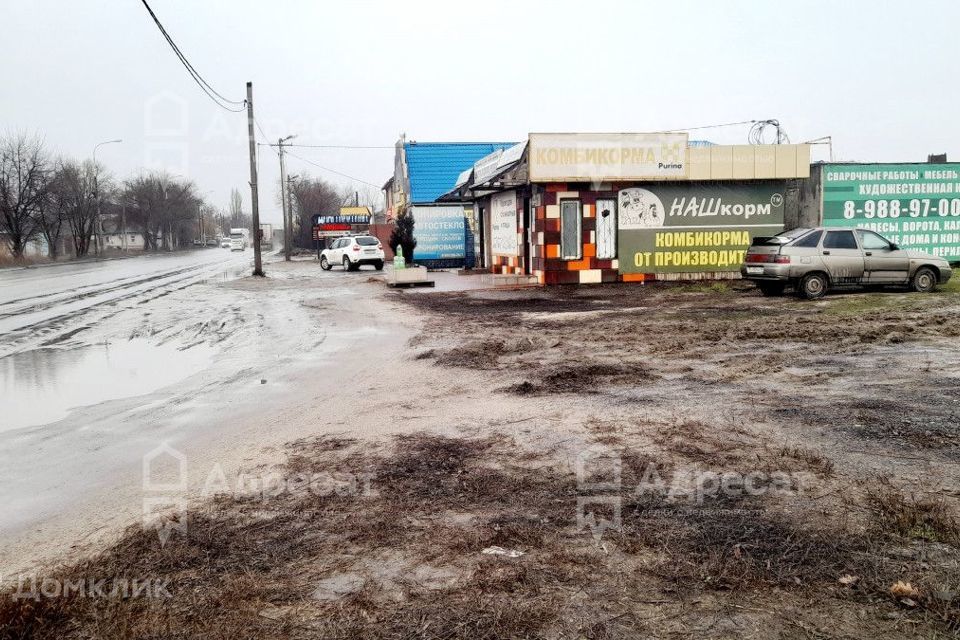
[277,135,296,261]
[287,175,298,248]
[245,82,264,276]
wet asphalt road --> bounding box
[0,249,253,357]
[0,249,405,573]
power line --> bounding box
[284,150,382,188]
[139,0,246,112]
[662,119,757,133]
[254,120,280,156]
[274,143,394,150]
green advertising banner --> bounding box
[822,163,960,260]
[617,183,786,273]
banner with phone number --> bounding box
[821,163,960,260]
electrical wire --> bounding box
[662,120,757,133]
[748,119,790,144]
[276,143,394,149]
[284,151,382,188]
[254,120,280,157]
[663,118,789,144]
[139,0,246,112]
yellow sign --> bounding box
[340,206,372,217]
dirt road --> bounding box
[2,268,959,638]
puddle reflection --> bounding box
[1,339,215,432]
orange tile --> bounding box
[621,273,647,282]
[583,243,596,258]
[567,258,591,270]
[546,244,560,258]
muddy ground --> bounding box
[3,278,960,639]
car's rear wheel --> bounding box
[758,282,786,297]
[320,255,331,270]
[799,272,828,300]
[912,267,937,293]
[374,261,384,271]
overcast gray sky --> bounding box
[3,0,958,224]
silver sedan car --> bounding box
[741,227,953,299]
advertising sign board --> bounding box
[617,183,785,273]
[821,163,960,260]
[410,205,466,261]
[490,191,519,256]
[528,132,688,182]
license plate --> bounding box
[746,266,764,275]
[364,249,375,253]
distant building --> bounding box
[382,135,515,268]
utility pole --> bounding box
[276,135,296,261]
[245,82,264,276]
[287,175,298,247]
[279,138,290,261]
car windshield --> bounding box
[355,237,379,246]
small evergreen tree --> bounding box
[388,211,417,263]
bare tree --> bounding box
[229,188,245,227]
[36,160,72,259]
[0,133,49,258]
[122,173,200,251]
[53,159,104,257]
[288,174,351,248]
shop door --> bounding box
[596,198,617,259]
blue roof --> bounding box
[405,142,515,203]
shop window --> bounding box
[596,198,616,259]
[560,200,581,259]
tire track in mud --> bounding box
[0,265,199,318]
[0,260,249,358]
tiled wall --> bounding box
[529,183,646,285]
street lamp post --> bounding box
[92,139,122,256]
[277,134,296,261]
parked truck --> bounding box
[259,223,274,250]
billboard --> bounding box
[821,163,960,260]
[617,183,785,274]
[410,205,465,262]
[528,132,688,182]
[490,191,518,256]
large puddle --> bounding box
[0,339,215,432]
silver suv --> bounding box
[741,227,952,299]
